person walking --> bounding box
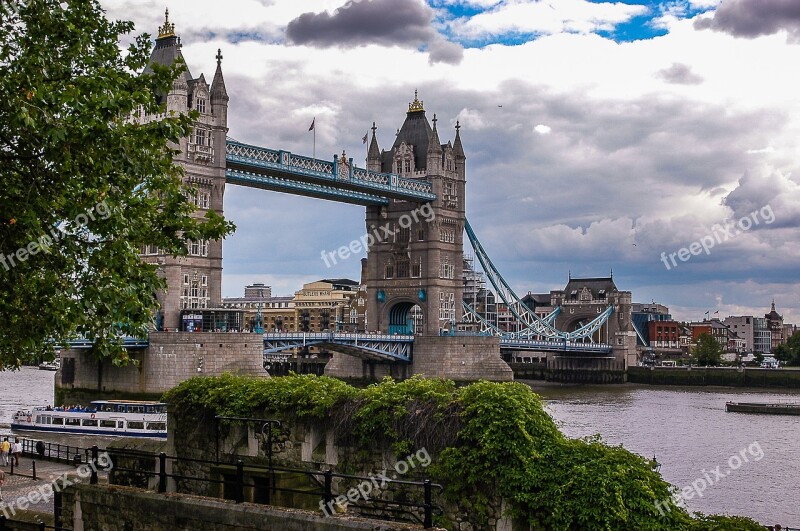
[11,438,22,467]
[1,437,9,466]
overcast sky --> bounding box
[102,0,800,325]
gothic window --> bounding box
[196,98,206,114]
[398,227,410,243]
[440,229,455,244]
[439,292,456,321]
[440,257,455,279]
[385,263,394,279]
[411,259,421,278]
[404,160,411,173]
[396,259,409,278]
[417,227,425,241]
[194,128,206,146]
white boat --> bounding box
[11,400,167,438]
[38,360,60,371]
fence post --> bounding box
[423,479,432,528]
[235,460,244,503]
[54,489,63,531]
[324,470,333,507]
[32,460,37,480]
[90,445,99,485]
[158,452,167,493]
[38,522,45,531]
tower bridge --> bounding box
[57,13,636,398]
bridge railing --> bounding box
[263,332,414,342]
[226,139,434,199]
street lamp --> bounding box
[651,455,661,473]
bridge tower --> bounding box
[139,11,229,330]
[364,93,466,336]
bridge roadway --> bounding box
[225,139,437,206]
[262,332,613,363]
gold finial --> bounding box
[158,8,176,39]
[408,89,424,113]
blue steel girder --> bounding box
[226,139,436,204]
[499,338,613,354]
[263,332,412,362]
[62,336,149,350]
[462,302,565,340]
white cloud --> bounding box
[101,1,800,323]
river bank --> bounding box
[628,365,800,388]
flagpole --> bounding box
[313,125,316,160]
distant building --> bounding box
[753,317,772,354]
[766,301,785,352]
[294,279,361,332]
[631,303,672,348]
[689,319,739,353]
[724,316,754,353]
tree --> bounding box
[774,332,800,366]
[0,0,234,367]
[693,333,723,366]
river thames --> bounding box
[1,368,797,525]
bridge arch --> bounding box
[386,299,423,335]
[562,316,607,343]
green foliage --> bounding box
[690,513,765,530]
[165,375,761,530]
[0,0,233,368]
[694,333,723,366]
[774,332,800,366]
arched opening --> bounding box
[388,302,423,335]
[564,317,606,344]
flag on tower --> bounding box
[362,132,368,144]
[308,118,315,131]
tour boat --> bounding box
[38,360,60,371]
[11,400,168,438]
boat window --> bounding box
[146,422,166,431]
[128,405,145,414]
[100,420,116,428]
[128,421,145,430]
[65,418,81,426]
[51,417,64,425]
[36,416,42,423]
[118,421,124,428]
[82,419,98,427]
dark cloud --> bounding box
[656,62,704,85]
[694,0,800,41]
[286,0,462,63]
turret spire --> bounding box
[211,48,228,102]
[158,8,176,39]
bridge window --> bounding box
[439,257,455,279]
[411,260,421,278]
[398,227,410,243]
[385,263,394,279]
[196,98,206,114]
[418,228,425,241]
[396,260,409,278]
[440,229,455,244]
[194,128,206,146]
[439,292,456,321]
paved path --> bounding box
[0,457,106,516]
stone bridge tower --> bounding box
[364,92,466,336]
[139,11,229,330]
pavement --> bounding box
[0,456,106,516]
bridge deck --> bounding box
[226,140,436,205]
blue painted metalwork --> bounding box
[64,336,150,350]
[225,139,436,204]
[263,332,412,362]
[464,218,614,341]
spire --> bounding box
[771,299,776,312]
[368,122,380,160]
[158,9,176,39]
[427,113,442,154]
[210,48,229,102]
[453,120,465,159]
[408,89,424,113]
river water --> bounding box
[1,369,797,525]
[531,382,800,527]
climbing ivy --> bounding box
[163,375,764,530]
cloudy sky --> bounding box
[102,0,800,325]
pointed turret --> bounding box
[381,90,433,172]
[211,49,229,103]
[453,120,465,179]
[367,122,381,172]
[426,113,443,175]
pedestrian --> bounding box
[1,437,9,466]
[11,438,22,466]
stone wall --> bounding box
[55,332,266,403]
[165,409,522,530]
[60,483,430,530]
[628,366,800,388]
[411,336,512,381]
